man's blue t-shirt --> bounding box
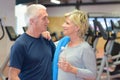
[9,33,55,80]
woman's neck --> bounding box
[68,36,84,47]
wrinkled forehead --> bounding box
[37,9,48,17]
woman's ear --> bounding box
[75,26,80,32]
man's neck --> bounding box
[26,27,41,38]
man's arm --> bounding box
[8,67,21,80]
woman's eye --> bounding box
[66,22,69,24]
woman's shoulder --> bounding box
[81,41,93,50]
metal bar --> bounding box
[44,1,120,7]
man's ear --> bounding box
[30,18,37,25]
[29,18,34,25]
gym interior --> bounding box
[0,0,120,80]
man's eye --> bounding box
[42,17,45,20]
[43,17,47,20]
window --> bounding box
[15,4,27,35]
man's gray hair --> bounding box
[24,4,46,26]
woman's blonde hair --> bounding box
[64,9,88,38]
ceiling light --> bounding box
[50,0,60,4]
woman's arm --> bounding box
[41,31,51,40]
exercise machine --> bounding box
[5,26,18,41]
[0,19,8,80]
[0,19,5,40]
[93,19,116,80]
[108,20,120,79]
[0,25,18,80]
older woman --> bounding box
[53,10,97,80]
